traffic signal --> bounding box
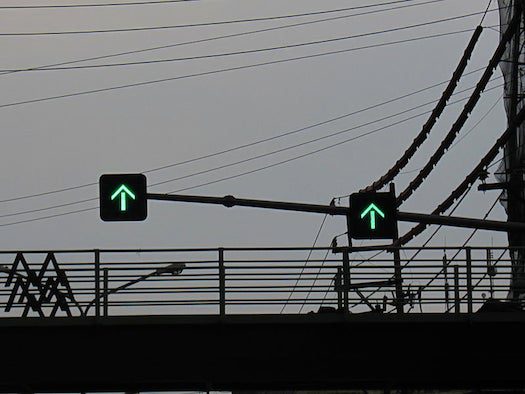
[99,174,147,221]
[349,192,397,239]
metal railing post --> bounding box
[103,268,109,317]
[342,251,350,313]
[390,183,404,314]
[486,248,496,298]
[454,265,460,314]
[94,249,100,318]
[335,267,343,311]
[466,247,473,314]
[218,248,225,316]
[443,253,450,312]
[393,247,404,314]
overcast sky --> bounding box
[0,0,508,252]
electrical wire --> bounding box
[450,94,503,148]
[480,0,494,25]
[0,10,486,72]
[0,52,505,227]
[397,94,503,177]
[0,29,479,109]
[0,64,489,205]
[402,182,475,268]
[0,83,503,222]
[0,0,452,77]
[0,26,482,215]
[0,2,487,36]
[361,25,483,192]
[417,193,501,299]
[395,102,525,247]
[281,213,329,314]
[0,0,198,8]
[0,9,502,222]
[396,10,520,206]
[0,0,429,10]
[300,248,332,313]
[0,89,505,228]
[152,82,503,189]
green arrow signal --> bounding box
[360,203,385,230]
[111,184,136,212]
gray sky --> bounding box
[0,0,508,251]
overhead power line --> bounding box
[0,0,477,36]
[396,10,520,206]
[417,193,501,303]
[480,0,494,25]
[450,94,503,148]
[281,213,330,314]
[362,25,483,193]
[397,94,503,177]
[0,0,451,76]
[0,83,503,225]
[0,28,477,110]
[0,64,489,204]
[0,10,487,73]
[0,0,197,8]
[0,0,429,10]
[395,103,525,246]
[151,83,505,189]
[403,183,475,269]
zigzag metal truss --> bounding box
[3,252,79,317]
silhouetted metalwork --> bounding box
[0,246,522,317]
[2,253,77,317]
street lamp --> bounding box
[154,262,186,276]
[84,262,186,316]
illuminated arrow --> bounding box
[111,184,136,212]
[360,203,385,230]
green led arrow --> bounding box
[111,184,136,212]
[360,203,385,230]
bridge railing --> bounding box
[0,246,520,317]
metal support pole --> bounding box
[393,248,404,314]
[390,183,404,314]
[466,247,473,314]
[506,0,525,302]
[454,265,460,314]
[443,253,450,312]
[487,248,496,298]
[218,248,226,316]
[342,251,350,312]
[94,249,100,318]
[335,267,343,311]
[103,268,109,317]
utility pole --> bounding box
[505,0,525,302]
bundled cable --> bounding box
[362,25,483,192]
[396,11,520,205]
[395,103,525,246]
